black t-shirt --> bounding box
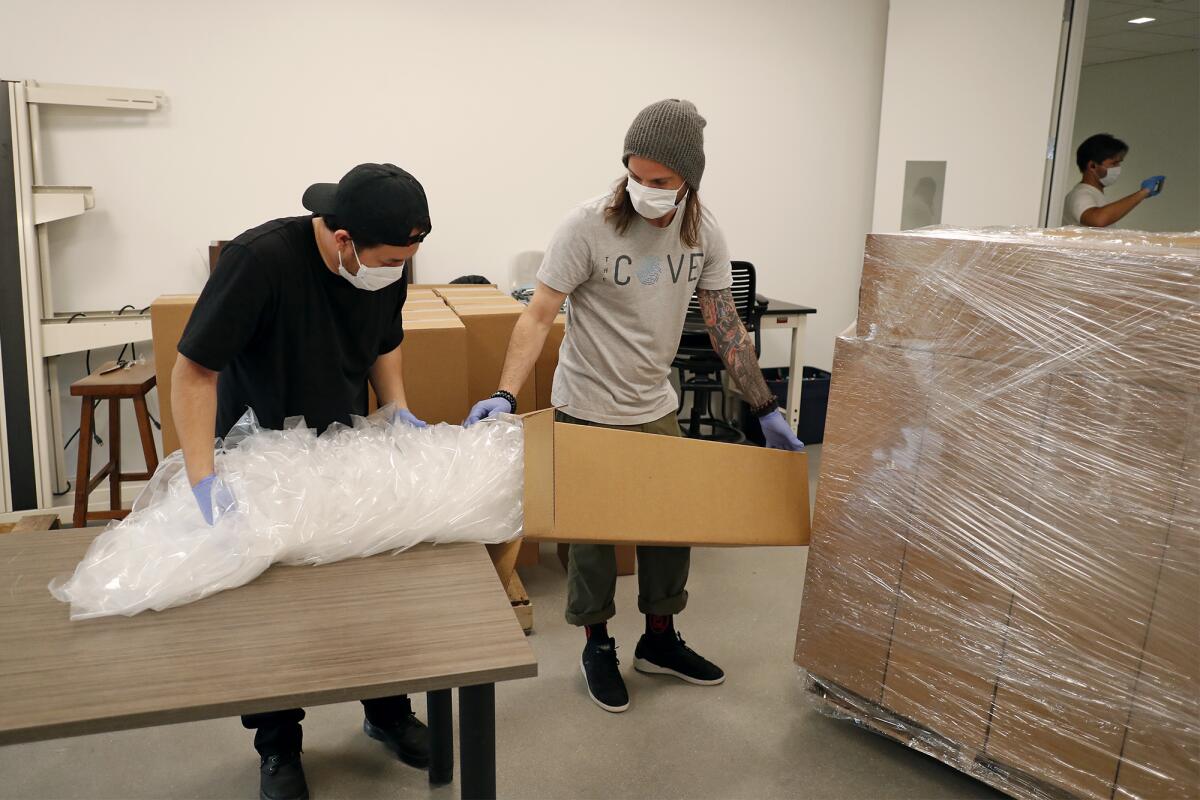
[178,215,407,438]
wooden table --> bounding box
[0,529,537,799]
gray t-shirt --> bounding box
[537,193,733,425]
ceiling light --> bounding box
[1128,16,1156,23]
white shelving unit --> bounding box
[1,79,165,511]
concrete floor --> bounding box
[0,445,1003,800]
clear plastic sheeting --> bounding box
[795,227,1198,800]
[50,410,524,620]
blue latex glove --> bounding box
[191,473,236,525]
[464,396,513,427]
[1141,176,1165,197]
[392,408,428,428]
[759,410,805,451]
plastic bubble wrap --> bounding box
[50,411,524,620]
[794,227,1198,800]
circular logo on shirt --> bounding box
[636,256,662,286]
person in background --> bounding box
[464,99,805,715]
[172,164,431,800]
[1063,133,1165,227]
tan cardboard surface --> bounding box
[794,340,929,702]
[1114,422,1200,800]
[445,296,523,308]
[152,295,469,440]
[800,229,1199,799]
[450,305,535,411]
[984,378,1191,799]
[150,295,199,455]
[881,356,1051,750]
[857,233,1199,395]
[522,410,809,547]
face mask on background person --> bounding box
[338,240,406,291]
[627,178,686,220]
[1099,164,1121,187]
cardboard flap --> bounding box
[534,421,810,546]
[521,409,556,538]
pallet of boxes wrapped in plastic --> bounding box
[794,227,1198,800]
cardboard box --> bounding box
[857,231,1200,385]
[797,228,1199,800]
[880,355,1050,750]
[150,294,199,455]
[445,296,523,308]
[984,379,1193,799]
[794,340,929,702]
[151,295,470,442]
[399,317,470,424]
[1114,430,1200,800]
[405,298,449,310]
[534,315,567,411]
[449,304,535,412]
[435,285,504,296]
[521,409,809,547]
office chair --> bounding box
[672,261,760,442]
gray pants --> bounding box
[556,411,691,627]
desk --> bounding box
[757,296,817,430]
[0,530,537,800]
[682,296,817,431]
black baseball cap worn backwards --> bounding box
[302,163,431,246]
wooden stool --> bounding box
[70,361,159,529]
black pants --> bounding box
[241,694,413,757]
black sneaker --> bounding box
[634,631,726,685]
[581,636,630,713]
[259,752,308,800]
[364,714,431,769]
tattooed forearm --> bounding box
[697,288,774,410]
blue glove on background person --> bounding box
[392,408,428,428]
[1141,176,1165,197]
[759,410,805,451]
[464,396,513,427]
[191,473,237,525]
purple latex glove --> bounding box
[759,410,805,451]
[464,396,513,427]
[191,473,237,525]
[392,408,428,428]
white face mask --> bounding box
[627,178,686,220]
[338,241,406,291]
[1099,165,1121,187]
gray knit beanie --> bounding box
[622,99,707,190]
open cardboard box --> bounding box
[519,409,810,547]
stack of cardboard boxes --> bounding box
[795,229,1198,800]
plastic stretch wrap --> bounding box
[795,228,1198,800]
[50,411,524,620]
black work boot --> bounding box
[364,714,431,769]
[259,752,308,800]
[581,636,630,712]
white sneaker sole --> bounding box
[580,660,629,713]
[633,657,726,686]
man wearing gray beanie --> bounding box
[466,99,804,713]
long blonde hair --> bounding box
[604,176,702,249]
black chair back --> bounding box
[677,261,759,358]
[682,260,757,329]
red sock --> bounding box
[647,614,673,636]
[584,622,608,640]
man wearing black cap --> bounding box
[173,163,432,800]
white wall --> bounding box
[1071,49,1200,232]
[872,0,1066,232]
[1,0,888,483]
